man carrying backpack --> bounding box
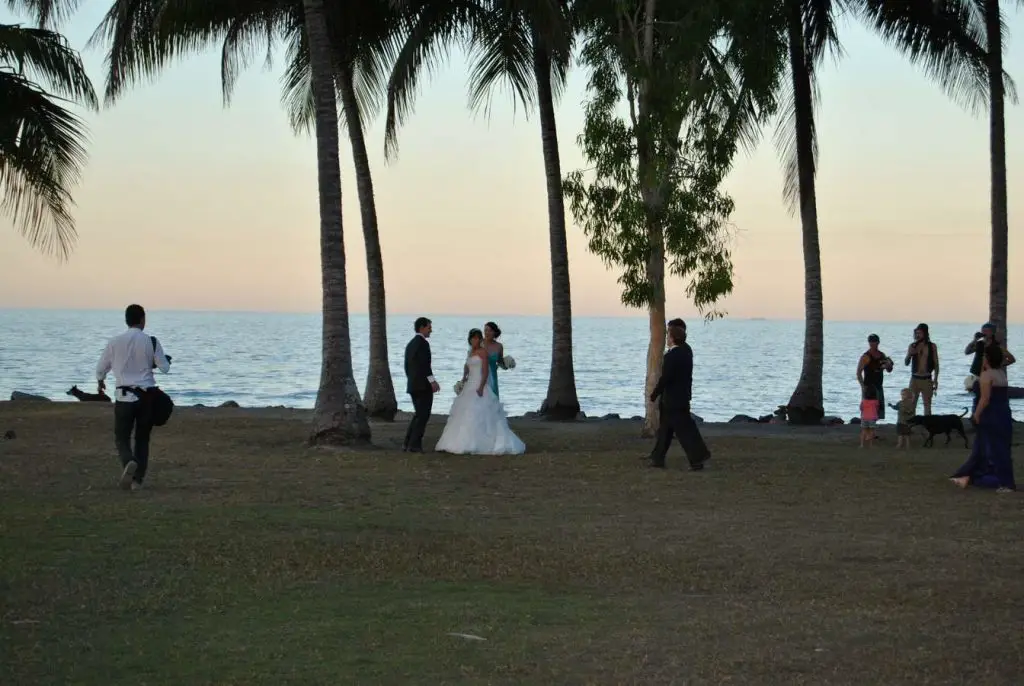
[96,304,172,491]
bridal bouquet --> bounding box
[454,379,466,395]
[501,355,517,370]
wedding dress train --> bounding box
[435,355,526,455]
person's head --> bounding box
[667,324,686,347]
[981,322,997,342]
[484,322,501,341]
[414,317,432,337]
[862,384,877,401]
[867,333,880,351]
[914,323,930,343]
[125,304,146,329]
[984,342,1004,370]
[467,328,483,349]
[900,387,913,403]
[667,318,686,346]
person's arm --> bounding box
[649,351,672,401]
[904,344,915,366]
[153,338,170,374]
[413,338,436,388]
[965,338,980,356]
[496,342,507,369]
[856,354,867,385]
[1003,347,1016,366]
[932,344,940,387]
[680,346,694,402]
[476,351,489,395]
[424,340,437,390]
[973,374,993,422]
[96,341,112,393]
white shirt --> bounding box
[96,327,170,402]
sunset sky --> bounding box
[1,5,1023,322]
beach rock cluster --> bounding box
[9,391,49,402]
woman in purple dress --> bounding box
[951,345,1015,493]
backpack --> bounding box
[146,336,174,426]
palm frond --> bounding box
[4,0,82,29]
[280,19,314,134]
[466,6,536,116]
[88,0,285,105]
[0,23,98,108]
[773,46,822,213]
[384,0,475,160]
[859,0,992,114]
[0,68,89,259]
[219,5,284,105]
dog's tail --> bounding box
[959,407,969,417]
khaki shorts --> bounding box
[910,376,934,402]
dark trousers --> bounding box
[650,403,710,468]
[114,400,153,482]
[404,391,433,451]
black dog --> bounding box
[908,408,969,448]
[67,385,111,403]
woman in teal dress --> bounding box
[483,322,505,397]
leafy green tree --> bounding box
[564,0,781,434]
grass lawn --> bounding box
[1,403,1021,685]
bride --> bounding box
[435,328,526,455]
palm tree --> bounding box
[385,0,581,420]
[0,21,98,258]
[915,0,1017,344]
[279,2,403,420]
[778,0,990,424]
[90,0,373,443]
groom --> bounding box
[648,319,711,471]
[403,317,439,452]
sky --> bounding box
[1,4,1023,322]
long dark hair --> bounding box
[467,328,483,347]
[985,343,1004,370]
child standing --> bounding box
[860,385,880,447]
[895,387,914,449]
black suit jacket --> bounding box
[650,344,693,412]
[404,335,434,394]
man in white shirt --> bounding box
[96,304,171,490]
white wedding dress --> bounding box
[435,355,526,455]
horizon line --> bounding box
[0,305,1001,326]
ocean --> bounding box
[1,309,1016,422]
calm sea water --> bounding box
[1,310,1018,422]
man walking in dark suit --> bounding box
[649,319,711,471]
[404,317,440,452]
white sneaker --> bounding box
[119,461,138,490]
[130,481,143,492]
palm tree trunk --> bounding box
[532,38,580,421]
[985,0,1009,345]
[784,0,825,425]
[304,0,371,445]
[337,64,398,421]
